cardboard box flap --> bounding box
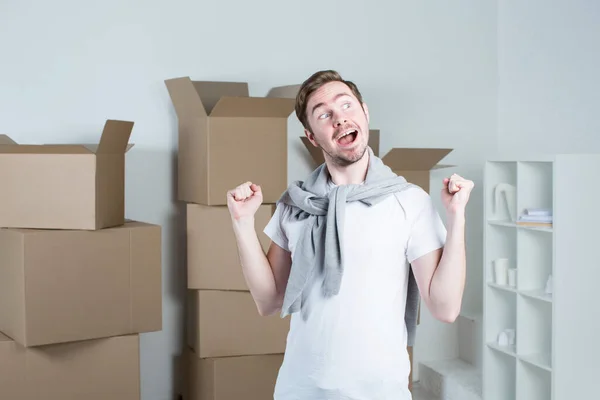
[432,164,455,170]
[382,148,453,170]
[193,81,249,115]
[0,135,17,145]
[82,143,134,153]
[210,96,296,118]
[165,77,208,118]
[0,120,133,155]
[266,84,301,99]
[95,120,134,154]
[165,77,249,118]
[0,144,92,154]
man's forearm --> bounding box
[231,217,278,314]
[429,212,466,322]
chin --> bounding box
[332,143,368,166]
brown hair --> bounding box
[295,70,365,132]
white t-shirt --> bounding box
[263,182,447,400]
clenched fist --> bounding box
[441,173,474,215]
[227,181,263,221]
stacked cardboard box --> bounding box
[301,130,454,390]
[0,120,163,400]
[165,77,296,400]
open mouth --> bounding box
[336,129,358,146]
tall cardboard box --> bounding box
[0,120,134,230]
[181,347,283,400]
[0,221,162,347]
[0,332,141,399]
[186,203,274,290]
[300,131,454,389]
[164,76,296,205]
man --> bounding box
[226,70,474,399]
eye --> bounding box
[342,102,351,109]
[318,112,330,119]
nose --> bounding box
[333,114,347,127]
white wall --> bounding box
[0,0,497,397]
[498,0,600,153]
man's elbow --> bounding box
[436,310,459,324]
[434,305,461,324]
[255,296,283,317]
[257,304,280,317]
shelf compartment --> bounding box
[484,348,517,400]
[485,224,517,286]
[519,353,552,372]
[484,287,516,350]
[517,295,552,367]
[487,341,516,357]
[516,359,551,400]
[485,161,517,222]
[519,289,552,303]
[517,229,552,293]
[516,161,553,230]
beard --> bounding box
[315,133,368,167]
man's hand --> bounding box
[227,181,263,221]
[441,173,474,216]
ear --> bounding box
[363,102,370,123]
[304,128,318,147]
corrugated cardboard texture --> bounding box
[165,76,296,205]
[0,221,162,347]
[187,203,274,290]
[0,333,140,400]
[0,120,134,230]
[187,290,289,358]
[182,348,282,400]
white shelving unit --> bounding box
[483,155,600,400]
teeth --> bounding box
[337,130,355,140]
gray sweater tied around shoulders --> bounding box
[277,146,423,346]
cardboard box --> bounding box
[164,76,296,205]
[187,203,274,290]
[0,221,162,347]
[181,347,282,400]
[0,120,134,230]
[187,290,289,358]
[0,332,140,400]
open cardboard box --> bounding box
[164,77,296,205]
[301,130,454,389]
[0,119,134,230]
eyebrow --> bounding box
[311,92,352,115]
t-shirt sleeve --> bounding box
[406,190,447,263]
[263,201,290,252]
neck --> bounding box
[325,150,370,186]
